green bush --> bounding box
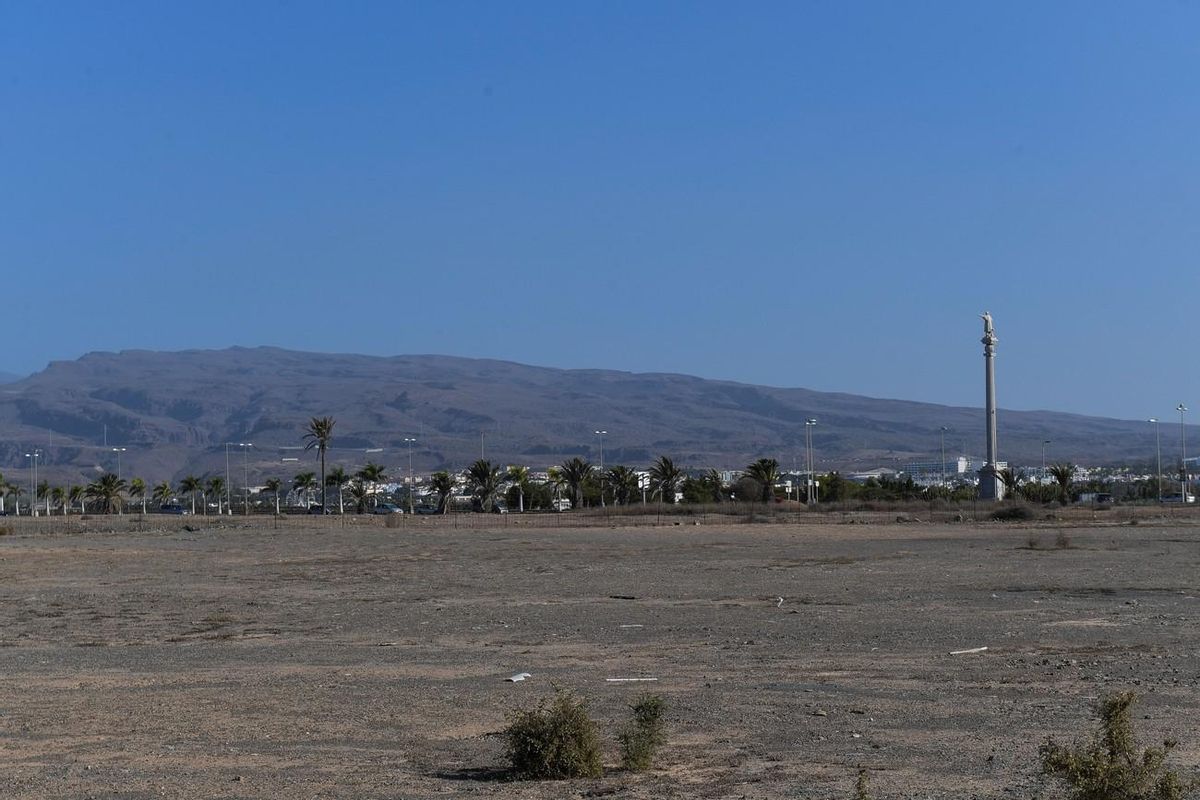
[1040,692,1192,800]
[619,693,667,772]
[504,689,603,780]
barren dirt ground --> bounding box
[2,516,1199,799]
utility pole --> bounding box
[1149,418,1162,503]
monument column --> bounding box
[978,312,1003,500]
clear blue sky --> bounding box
[2,2,1197,420]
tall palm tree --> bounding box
[86,473,127,515]
[51,486,66,515]
[699,468,725,503]
[606,465,639,506]
[179,476,202,515]
[206,476,226,515]
[263,478,282,515]
[466,459,504,512]
[546,466,566,507]
[507,465,530,512]
[36,480,50,516]
[69,484,85,515]
[6,483,24,515]
[129,477,147,514]
[0,471,4,514]
[325,466,349,514]
[152,481,173,510]
[357,461,387,510]
[649,455,684,504]
[303,416,336,512]
[744,458,781,503]
[559,457,594,509]
[293,472,318,508]
[1048,463,1075,506]
[430,470,454,514]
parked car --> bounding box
[414,505,440,515]
[374,503,403,515]
[158,504,189,515]
[307,505,329,515]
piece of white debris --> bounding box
[619,624,644,629]
[606,677,659,683]
[949,646,989,655]
[506,672,532,682]
[776,597,785,608]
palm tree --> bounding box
[348,477,370,514]
[86,473,127,514]
[293,471,318,508]
[36,480,50,516]
[68,484,85,515]
[178,476,202,515]
[998,467,1025,501]
[206,476,226,515]
[430,470,454,514]
[6,483,24,515]
[51,486,66,515]
[303,416,336,512]
[466,459,504,512]
[152,481,173,510]
[507,465,530,512]
[559,457,594,509]
[546,466,566,508]
[1048,463,1076,506]
[649,455,684,504]
[357,461,387,510]
[606,465,639,506]
[129,477,147,514]
[325,466,349,514]
[700,468,725,503]
[263,478,282,515]
[744,458,781,503]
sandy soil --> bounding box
[1,515,1198,799]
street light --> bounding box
[1149,419,1162,503]
[940,427,950,489]
[1041,440,1051,485]
[225,442,252,515]
[111,447,127,481]
[24,450,40,517]
[594,430,607,507]
[239,443,253,515]
[1178,404,1189,502]
[403,438,417,513]
[805,419,817,504]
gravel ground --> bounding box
[1,516,1198,799]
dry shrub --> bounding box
[853,769,872,800]
[1055,530,1073,549]
[504,689,602,780]
[993,505,1036,521]
[619,693,667,772]
[0,524,10,536]
[384,514,403,529]
[1040,692,1192,800]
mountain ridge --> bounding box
[0,347,1182,485]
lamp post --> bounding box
[940,427,950,489]
[1149,419,1162,503]
[404,437,417,514]
[805,419,817,504]
[111,447,127,481]
[594,430,607,507]
[1179,404,1189,502]
[237,443,253,515]
[1041,440,1051,485]
[24,450,40,517]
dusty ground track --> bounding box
[2,517,1199,798]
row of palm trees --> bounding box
[0,472,134,516]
